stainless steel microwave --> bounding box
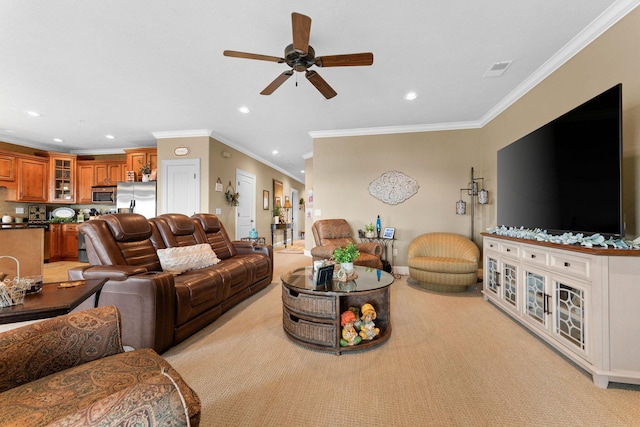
[91,186,117,204]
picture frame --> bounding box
[263,190,269,210]
[316,264,334,286]
[383,227,395,239]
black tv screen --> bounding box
[497,83,622,238]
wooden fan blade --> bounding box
[291,12,311,55]
[305,70,337,99]
[315,52,374,67]
[223,50,284,63]
[260,71,294,95]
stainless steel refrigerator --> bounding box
[116,182,157,219]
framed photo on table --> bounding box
[383,227,395,239]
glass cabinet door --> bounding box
[525,271,548,327]
[486,256,498,295]
[52,157,74,201]
[502,262,518,309]
[554,281,586,352]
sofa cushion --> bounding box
[0,348,201,426]
[157,243,220,274]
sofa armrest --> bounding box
[94,272,177,353]
[310,245,337,260]
[79,265,149,281]
[234,242,273,258]
[357,242,384,258]
[0,306,124,392]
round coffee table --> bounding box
[281,265,394,354]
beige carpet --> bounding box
[275,239,305,254]
[163,252,640,427]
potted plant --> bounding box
[139,163,152,182]
[364,223,376,238]
[333,242,360,274]
[272,205,281,224]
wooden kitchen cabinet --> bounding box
[49,153,77,203]
[125,148,157,180]
[0,153,15,181]
[77,160,126,203]
[16,156,48,202]
[49,222,79,262]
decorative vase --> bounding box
[249,228,258,238]
[142,174,151,182]
[365,231,375,238]
[274,216,280,224]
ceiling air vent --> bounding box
[484,61,512,78]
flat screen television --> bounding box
[497,83,623,238]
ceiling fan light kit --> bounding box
[223,12,373,99]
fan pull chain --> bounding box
[295,72,298,87]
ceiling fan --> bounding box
[223,12,374,99]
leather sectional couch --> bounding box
[69,213,273,353]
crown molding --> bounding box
[311,0,640,139]
[152,129,212,139]
[309,121,482,139]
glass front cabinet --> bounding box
[480,234,640,389]
[48,154,77,203]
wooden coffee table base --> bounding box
[281,266,393,355]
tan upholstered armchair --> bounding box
[407,232,480,292]
[311,219,383,269]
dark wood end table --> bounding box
[0,279,107,324]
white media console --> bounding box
[482,233,640,388]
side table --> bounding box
[359,236,396,265]
[271,223,292,248]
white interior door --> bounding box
[291,188,299,240]
[235,169,256,240]
[162,159,200,215]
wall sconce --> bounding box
[456,167,488,241]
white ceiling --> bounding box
[1,1,637,183]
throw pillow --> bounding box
[157,244,220,275]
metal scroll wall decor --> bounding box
[368,170,419,205]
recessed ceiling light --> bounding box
[26,111,41,117]
[404,92,417,101]
[272,150,278,155]
[301,170,305,174]
[105,134,116,139]
[53,138,64,143]
[238,106,250,114]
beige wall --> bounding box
[309,7,640,266]
[480,7,640,239]
[310,130,482,266]
[157,136,304,241]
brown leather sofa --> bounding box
[0,306,201,426]
[69,213,273,353]
[311,219,383,269]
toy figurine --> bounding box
[340,310,362,347]
[358,303,380,341]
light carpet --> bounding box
[164,252,640,427]
[276,239,305,254]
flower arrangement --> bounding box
[333,242,360,264]
[139,162,152,175]
[225,188,239,206]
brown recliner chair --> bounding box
[311,219,383,269]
